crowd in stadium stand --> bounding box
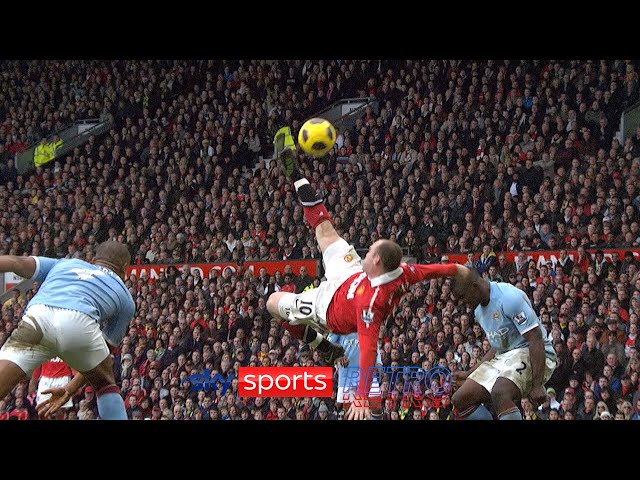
[1,59,640,420]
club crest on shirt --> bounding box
[513,311,528,325]
[344,254,353,262]
[493,311,500,321]
[361,308,374,328]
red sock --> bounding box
[303,203,333,230]
[97,384,120,397]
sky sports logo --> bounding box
[185,366,451,405]
[185,367,333,397]
[238,367,333,397]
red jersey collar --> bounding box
[369,267,403,287]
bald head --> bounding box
[451,266,489,308]
[374,239,402,273]
[94,241,131,279]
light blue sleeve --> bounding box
[31,256,61,283]
[501,286,541,336]
[102,296,136,347]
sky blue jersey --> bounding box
[27,257,136,346]
[474,282,555,357]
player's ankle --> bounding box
[294,179,321,204]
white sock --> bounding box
[294,178,310,191]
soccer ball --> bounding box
[298,118,336,157]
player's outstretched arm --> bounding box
[401,262,460,284]
[0,256,37,279]
[346,305,385,421]
[273,126,341,253]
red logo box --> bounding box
[238,367,333,398]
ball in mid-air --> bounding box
[298,118,336,157]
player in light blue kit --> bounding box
[449,265,557,420]
[327,332,383,418]
[0,241,135,420]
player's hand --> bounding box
[528,385,547,409]
[452,370,469,389]
[345,403,371,420]
[37,387,71,419]
[335,355,349,368]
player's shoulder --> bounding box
[492,281,517,294]
[56,258,89,267]
[39,256,72,270]
[493,281,528,305]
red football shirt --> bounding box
[326,263,457,394]
[33,358,72,379]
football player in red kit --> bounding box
[29,357,74,418]
[267,128,457,420]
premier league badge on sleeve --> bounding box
[513,312,528,325]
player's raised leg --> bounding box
[266,289,345,365]
[270,128,345,363]
[274,127,340,253]
[267,291,298,323]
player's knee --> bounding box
[267,293,293,320]
[83,354,117,389]
[266,294,280,316]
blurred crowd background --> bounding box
[1,59,639,420]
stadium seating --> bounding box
[1,59,639,420]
